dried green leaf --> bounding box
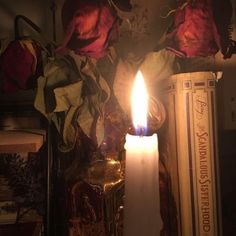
[96,117,105,147]
[53,81,83,112]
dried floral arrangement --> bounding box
[0,0,236,235]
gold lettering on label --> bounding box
[197,131,211,233]
[195,95,208,120]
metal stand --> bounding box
[45,122,53,236]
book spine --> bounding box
[163,72,222,236]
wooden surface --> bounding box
[0,130,45,153]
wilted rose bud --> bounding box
[0,39,42,92]
[57,0,120,58]
[166,1,221,58]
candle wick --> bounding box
[136,126,146,137]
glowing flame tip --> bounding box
[131,71,148,134]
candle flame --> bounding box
[131,71,148,134]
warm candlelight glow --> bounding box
[131,71,148,131]
[124,70,162,236]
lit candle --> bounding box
[124,71,162,236]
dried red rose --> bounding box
[166,0,221,58]
[57,0,120,58]
[0,39,42,92]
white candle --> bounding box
[124,71,162,236]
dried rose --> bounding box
[166,0,221,58]
[0,39,42,92]
[57,0,120,59]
